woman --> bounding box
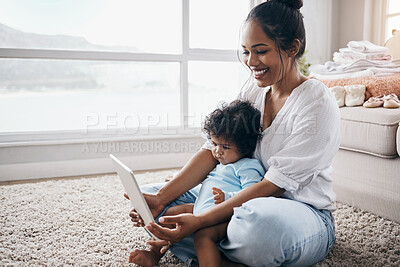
[129,0,339,266]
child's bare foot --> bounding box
[129,248,162,267]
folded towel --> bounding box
[347,40,388,53]
[310,66,400,80]
[333,52,392,65]
[370,67,400,76]
[340,58,398,72]
[310,69,374,80]
[338,48,390,59]
[310,59,400,74]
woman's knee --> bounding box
[227,197,286,243]
[224,197,330,266]
[223,197,297,265]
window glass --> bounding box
[386,15,400,41]
[0,59,180,132]
[388,0,400,14]
[188,61,250,127]
[0,0,181,54]
[190,0,250,50]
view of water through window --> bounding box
[0,59,181,132]
[0,0,250,134]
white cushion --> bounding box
[339,106,400,158]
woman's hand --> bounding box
[124,193,166,227]
[146,213,202,245]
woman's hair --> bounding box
[245,0,306,60]
[203,100,262,157]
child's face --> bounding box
[210,135,243,165]
[241,20,290,88]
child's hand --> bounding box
[212,187,225,204]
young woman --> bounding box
[129,0,340,266]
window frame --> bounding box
[0,0,250,144]
[373,0,400,45]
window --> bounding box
[188,61,249,127]
[190,0,248,50]
[384,0,400,41]
[0,0,251,137]
[0,0,255,180]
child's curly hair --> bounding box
[203,100,262,157]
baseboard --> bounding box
[0,135,205,181]
[0,152,193,182]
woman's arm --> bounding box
[146,178,284,243]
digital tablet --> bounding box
[110,154,158,240]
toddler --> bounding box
[192,100,265,266]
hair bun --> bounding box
[275,0,303,10]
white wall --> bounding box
[336,0,366,50]
[303,0,374,64]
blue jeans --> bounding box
[141,183,336,267]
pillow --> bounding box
[318,73,400,100]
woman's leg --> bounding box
[220,197,336,267]
[130,182,201,266]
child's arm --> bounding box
[238,160,265,189]
[212,187,225,204]
[212,187,239,204]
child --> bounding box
[192,99,265,267]
[128,100,265,266]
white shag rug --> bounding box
[1,170,399,266]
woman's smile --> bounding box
[252,67,270,79]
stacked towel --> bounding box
[334,41,391,64]
[333,48,391,64]
[347,40,388,53]
[310,40,400,80]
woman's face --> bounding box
[241,20,290,88]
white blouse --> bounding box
[203,79,340,211]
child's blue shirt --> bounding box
[193,158,265,215]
